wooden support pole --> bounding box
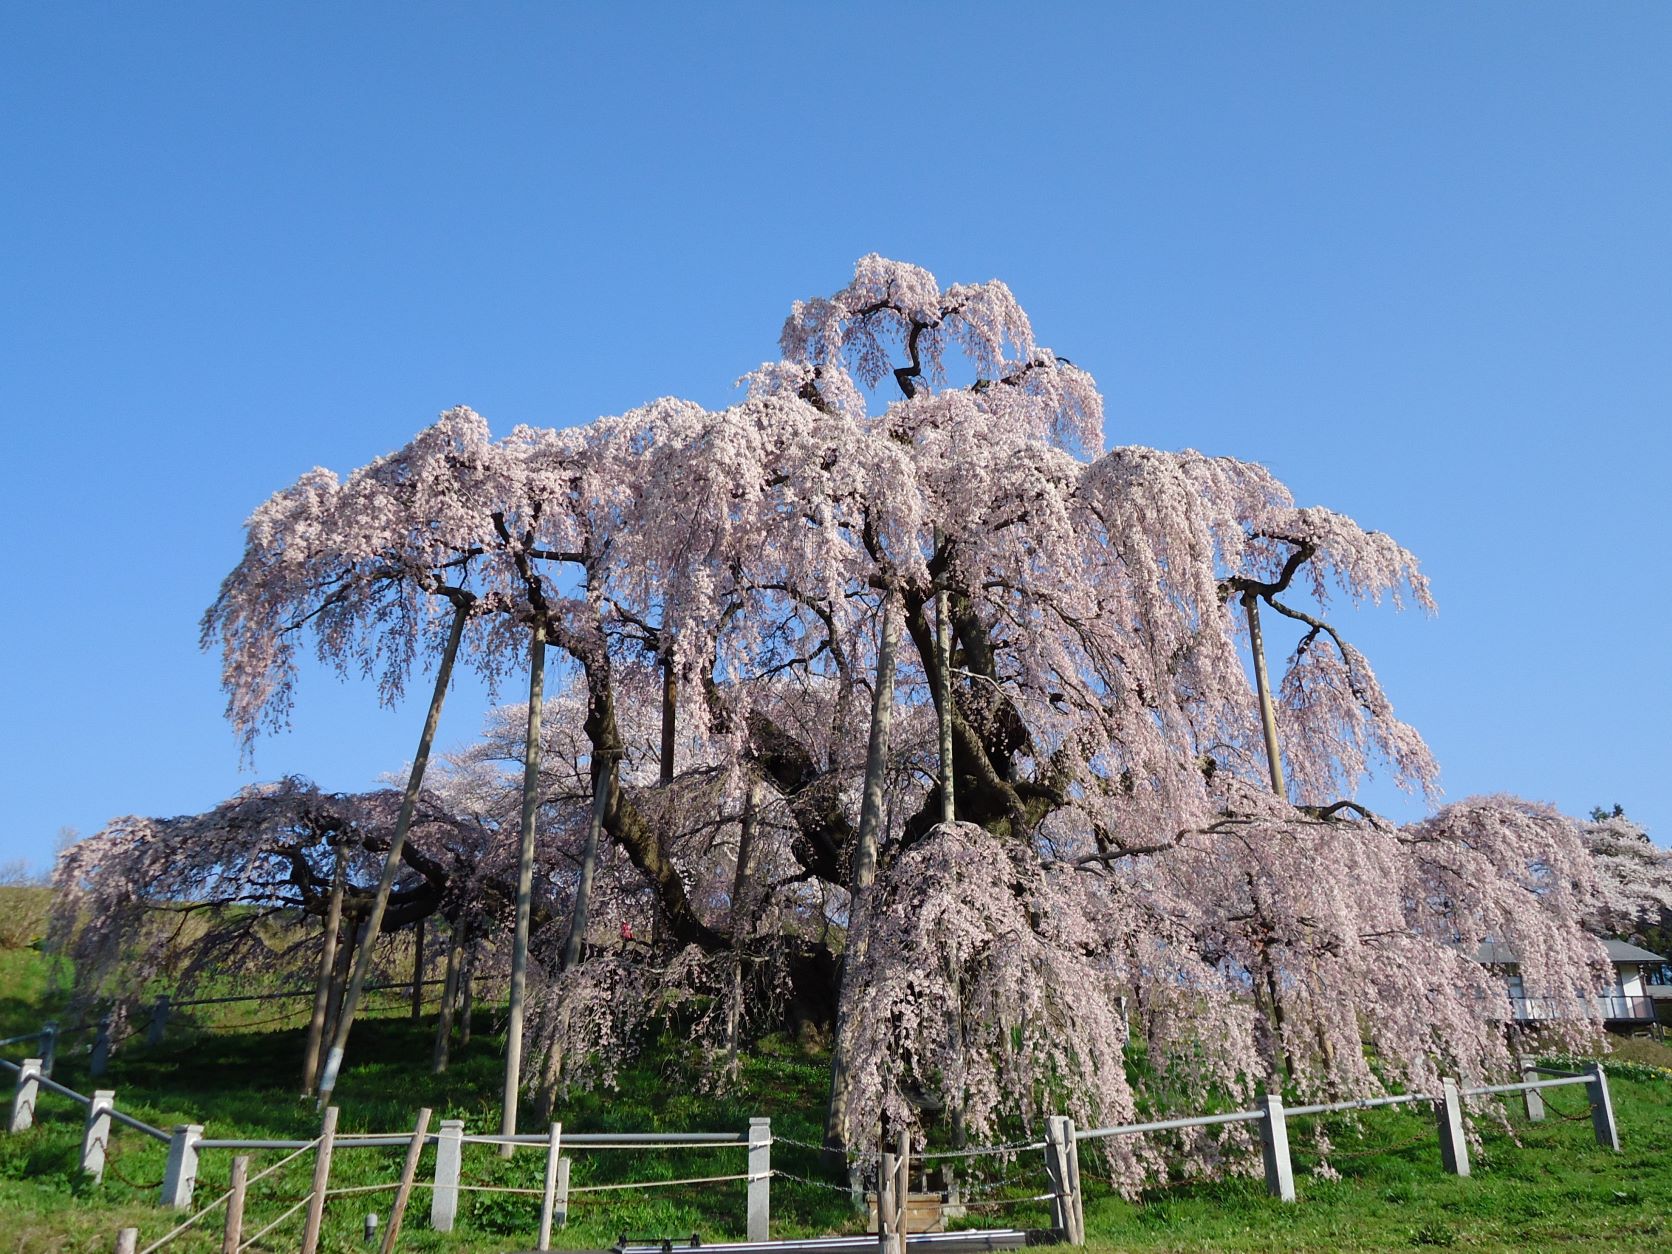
[221,1155,249,1254]
[300,1105,339,1254]
[318,604,467,1106]
[501,621,547,1155]
[876,1147,897,1254]
[562,753,612,972]
[932,537,955,826]
[458,949,475,1047]
[302,842,347,1096]
[1044,1116,1085,1243]
[433,927,462,1073]
[410,919,426,1020]
[1244,593,1287,798]
[380,1107,431,1254]
[537,1121,564,1251]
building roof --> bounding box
[1601,938,1668,963]
[1475,938,1668,965]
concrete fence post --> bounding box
[161,1123,204,1209]
[114,1229,137,1254]
[90,1017,112,1078]
[39,1022,57,1077]
[430,1118,464,1232]
[1435,1079,1470,1177]
[148,996,171,1048]
[1258,1094,1296,1202]
[82,1090,115,1183]
[1585,1064,1620,1152]
[9,1059,42,1134]
[553,1156,571,1229]
[747,1116,772,1242]
[1519,1056,1545,1121]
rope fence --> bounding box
[1,1020,1635,1254]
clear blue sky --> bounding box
[3,2,1668,870]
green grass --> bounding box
[3,892,1670,1253]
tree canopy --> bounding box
[60,257,1620,1184]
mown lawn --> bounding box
[3,894,1669,1253]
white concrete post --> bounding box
[1435,1079,1470,1177]
[430,1118,464,1231]
[82,1090,114,1183]
[747,1116,772,1241]
[1519,1057,1544,1121]
[114,1229,137,1254]
[9,1058,42,1133]
[148,996,171,1048]
[161,1123,203,1209]
[1585,1063,1620,1152]
[39,1022,57,1077]
[553,1156,571,1229]
[1258,1094,1295,1202]
[90,1017,112,1078]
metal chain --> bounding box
[770,1167,855,1194]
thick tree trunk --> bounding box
[432,924,462,1073]
[1244,593,1287,798]
[824,593,899,1156]
[301,839,347,1096]
[317,604,467,1105]
[501,622,548,1154]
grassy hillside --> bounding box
[3,888,1670,1253]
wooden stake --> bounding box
[300,1105,339,1254]
[221,1155,248,1254]
[380,1107,431,1254]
